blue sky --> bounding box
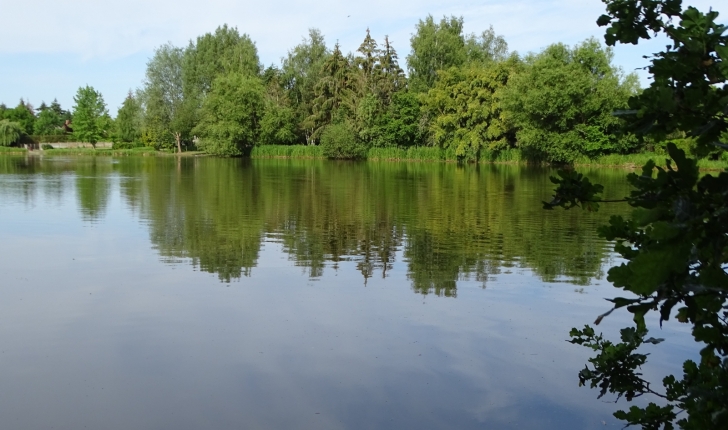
[0,0,720,115]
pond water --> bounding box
[0,156,691,430]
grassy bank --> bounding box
[574,152,728,170]
[250,145,525,163]
[35,147,204,157]
[4,144,725,170]
[0,146,28,154]
[367,146,525,162]
[249,145,324,158]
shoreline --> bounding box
[2,147,725,171]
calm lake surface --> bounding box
[0,156,692,430]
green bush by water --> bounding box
[320,124,367,159]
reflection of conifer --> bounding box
[105,158,617,289]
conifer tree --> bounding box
[375,35,406,105]
[114,91,142,144]
[72,86,110,148]
[355,28,378,91]
[282,28,329,145]
[307,43,353,140]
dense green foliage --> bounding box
[4,9,726,165]
[141,44,191,152]
[407,16,468,93]
[503,38,639,163]
[33,99,71,137]
[422,58,519,159]
[112,92,143,146]
[72,86,111,147]
[0,119,24,146]
[194,73,265,156]
[282,29,329,144]
[1,100,36,135]
[320,123,365,159]
[34,109,61,136]
[546,1,728,428]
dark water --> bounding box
[0,156,691,430]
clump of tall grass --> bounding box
[367,146,445,161]
[368,146,452,161]
[367,146,525,163]
[574,152,727,170]
[250,145,324,158]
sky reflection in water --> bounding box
[0,156,693,430]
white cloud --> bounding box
[6,0,718,62]
[0,0,722,110]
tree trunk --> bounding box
[175,132,182,154]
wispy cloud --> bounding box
[0,0,721,110]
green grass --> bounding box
[366,146,459,162]
[251,145,525,163]
[39,147,163,156]
[250,145,324,158]
[366,146,525,163]
[19,142,726,170]
[367,146,445,161]
[0,146,27,153]
[575,152,727,170]
[696,158,728,170]
[574,152,664,167]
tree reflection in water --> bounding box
[0,156,630,294]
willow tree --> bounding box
[0,120,23,146]
[3,99,36,135]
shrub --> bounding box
[320,123,366,159]
[41,144,54,150]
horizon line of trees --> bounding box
[3,14,711,163]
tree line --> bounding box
[0,14,704,163]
